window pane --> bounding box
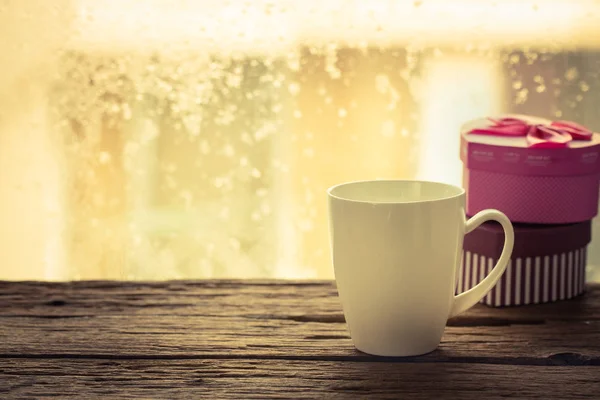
[1,0,600,280]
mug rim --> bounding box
[327,179,465,204]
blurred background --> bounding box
[2,0,600,280]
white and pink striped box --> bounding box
[457,220,591,307]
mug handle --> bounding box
[449,209,515,318]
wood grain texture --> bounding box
[1,359,599,399]
[0,281,599,364]
[1,281,599,398]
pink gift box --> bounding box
[460,115,600,224]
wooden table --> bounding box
[1,281,599,399]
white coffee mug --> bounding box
[328,180,514,357]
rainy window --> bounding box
[1,0,600,280]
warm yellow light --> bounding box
[2,0,599,280]
[417,55,503,187]
[73,0,600,54]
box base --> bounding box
[457,247,587,307]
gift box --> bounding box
[457,220,591,307]
[460,114,600,224]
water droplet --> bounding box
[303,148,315,158]
[565,67,579,81]
[524,51,539,65]
[229,238,241,251]
[241,132,253,145]
[512,80,523,90]
[251,211,262,221]
[305,189,315,204]
[223,145,235,157]
[288,82,300,96]
[326,65,341,80]
[98,152,111,165]
[254,124,275,141]
[516,88,529,104]
[226,72,242,88]
[287,53,301,72]
[260,203,272,216]
[536,84,546,93]
[579,81,590,92]
[180,190,193,208]
[533,75,544,83]
[122,103,132,120]
[219,207,230,220]
[165,163,177,173]
[214,177,225,188]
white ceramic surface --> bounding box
[328,180,514,357]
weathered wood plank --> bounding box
[0,281,598,364]
[0,314,599,363]
[1,359,599,399]
[1,281,598,322]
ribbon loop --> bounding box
[469,116,593,148]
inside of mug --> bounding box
[328,180,464,203]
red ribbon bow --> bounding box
[469,116,593,148]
